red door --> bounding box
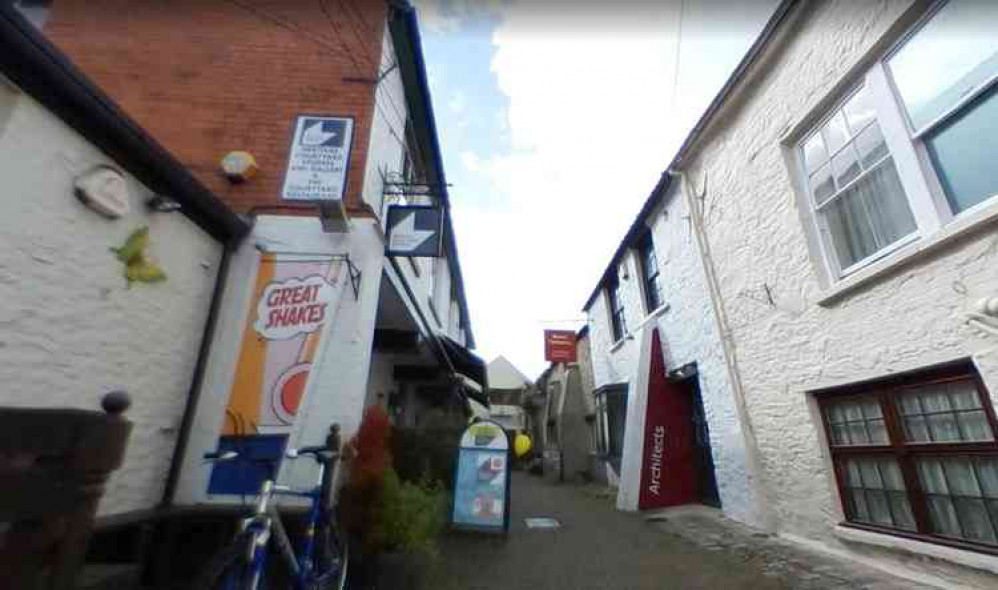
[638,329,698,510]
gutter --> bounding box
[580,0,799,312]
[0,5,249,243]
[389,1,476,349]
[160,238,238,508]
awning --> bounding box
[439,334,488,407]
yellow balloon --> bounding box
[514,433,532,457]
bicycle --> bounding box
[197,424,349,590]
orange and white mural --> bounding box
[209,254,345,494]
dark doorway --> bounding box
[672,364,721,508]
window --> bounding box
[637,231,663,313]
[607,274,627,342]
[818,364,998,552]
[595,385,627,465]
[796,1,998,281]
[801,85,917,273]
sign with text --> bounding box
[452,421,511,533]
[638,328,697,510]
[386,205,442,257]
[208,255,346,495]
[544,330,577,363]
[282,115,354,201]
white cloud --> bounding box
[460,151,482,172]
[437,0,778,378]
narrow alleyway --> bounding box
[430,472,933,590]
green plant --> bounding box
[369,469,447,558]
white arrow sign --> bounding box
[389,211,436,253]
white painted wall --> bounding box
[683,0,998,583]
[0,90,222,516]
[586,184,762,527]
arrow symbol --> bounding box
[392,212,435,253]
[301,122,337,146]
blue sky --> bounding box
[416,0,778,378]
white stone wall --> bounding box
[683,0,998,582]
[586,183,762,526]
[0,90,223,516]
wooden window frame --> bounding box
[816,362,998,555]
[607,275,626,343]
[637,231,663,314]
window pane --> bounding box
[978,459,998,498]
[846,460,863,487]
[820,160,915,269]
[887,0,998,130]
[830,423,849,446]
[899,394,922,415]
[831,145,862,187]
[904,416,931,442]
[943,458,982,497]
[854,123,888,169]
[861,400,883,419]
[954,498,997,544]
[917,460,950,494]
[843,86,877,134]
[843,403,863,422]
[950,382,982,410]
[848,421,869,445]
[828,404,846,424]
[927,413,961,442]
[811,164,835,205]
[850,489,870,521]
[921,388,953,413]
[803,132,828,173]
[822,111,851,154]
[867,490,893,526]
[927,496,963,537]
[889,492,917,530]
[958,411,993,442]
[859,459,883,488]
[880,460,905,491]
[867,419,889,445]
[925,84,998,213]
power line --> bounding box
[670,0,684,113]
[221,0,367,78]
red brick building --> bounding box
[46,0,387,216]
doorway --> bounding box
[676,367,721,508]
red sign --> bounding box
[638,328,697,510]
[543,330,577,363]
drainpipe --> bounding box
[674,168,777,533]
[160,238,238,509]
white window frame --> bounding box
[794,0,998,285]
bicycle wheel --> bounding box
[311,520,349,590]
[195,533,262,590]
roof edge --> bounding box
[0,6,249,243]
[580,0,799,312]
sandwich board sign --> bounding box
[385,205,442,257]
[451,420,511,533]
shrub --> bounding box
[369,469,446,558]
[391,427,461,490]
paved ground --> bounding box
[428,471,933,590]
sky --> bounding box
[414,0,779,379]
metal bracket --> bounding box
[252,246,362,301]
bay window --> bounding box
[796,0,998,281]
[818,364,998,552]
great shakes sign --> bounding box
[254,275,336,340]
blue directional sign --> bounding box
[386,205,442,257]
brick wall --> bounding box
[45,0,387,214]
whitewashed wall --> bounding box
[586,183,762,526]
[0,90,222,516]
[684,0,998,584]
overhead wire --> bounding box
[670,0,684,113]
